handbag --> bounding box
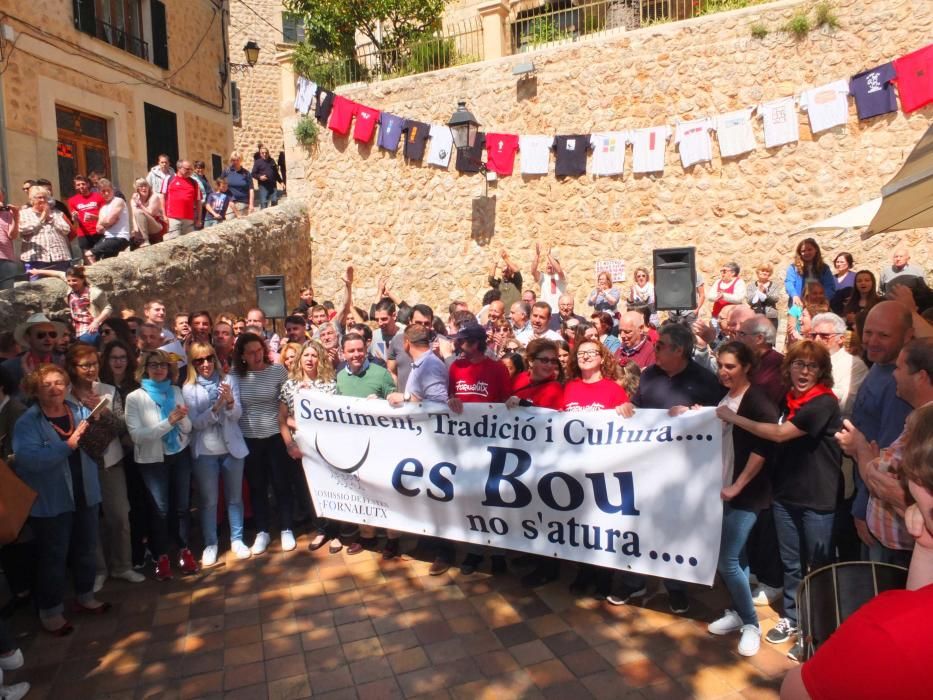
[0,457,37,545]
[78,411,121,463]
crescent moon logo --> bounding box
[314,435,370,474]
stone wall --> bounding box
[285,0,931,311]
[0,203,312,330]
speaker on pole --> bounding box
[255,275,287,319]
[653,247,697,310]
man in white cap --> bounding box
[2,313,67,393]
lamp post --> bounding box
[230,40,261,75]
[447,101,489,196]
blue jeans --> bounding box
[256,186,278,209]
[138,449,192,556]
[772,501,836,625]
[194,453,245,546]
[718,505,760,626]
[29,504,99,617]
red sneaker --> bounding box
[155,555,173,581]
[179,548,200,575]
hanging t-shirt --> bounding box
[759,97,799,148]
[713,108,756,158]
[799,80,850,133]
[630,126,670,174]
[353,104,380,143]
[426,125,453,168]
[456,132,486,173]
[850,62,897,120]
[589,132,627,176]
[377,113,404,152]
[294,77,317,115]
[893,44,933,113]
[328,95,356,135]
[674,118,713,168]
[553,135,590,177]
[485,133,520,176]
[402,120,430,161]
[314,88,335,126]
[519,135,552,175]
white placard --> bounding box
[595,259,626,282]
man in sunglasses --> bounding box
[3,313,67,395]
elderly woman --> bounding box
[18,185,72,279]
[590,312,621,354]
[710,262,748,323]
[64,342,143,588]
[746,262,781,329]
[12,364,109,636]
[125,350,197,581]
[279,340,338,552]
[222,152,254,216]
[587,271,621,319]
[717,341,842,662]
[627,267,658,327]
[183,342,250,566]
[130,178,166,247]
[88,179,130,262]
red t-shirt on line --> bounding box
[893,44,933,113]
[353,104,380,143]
[485,133,520,176]
[449,357,511,403]
[510,372,564,410]
[163,176,199,221]
[801,581,933,699]
[329,95,356,135]
[561,378,628,412]
[67,192,105,237]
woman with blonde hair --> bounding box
[182,342,250,566]
[587,270,621,319]
[277,342,303,373]
[130,177,166,246]
[222,151,254,216]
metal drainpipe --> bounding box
[0,64,9,198]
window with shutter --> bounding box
[282,13,305,44]
[231,82,241,125]
[150,0,169,69]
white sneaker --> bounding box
[738,624,761,656]
[251,532,271,555]
[111,569,146,584]
[708,609,743,636]
[0,681,31,700]
[752,583,783,607]
[93,573,107,593]
[281,530,296,552]
[231,540,251,560]
[201,545,218,567]
[0,649,23,671]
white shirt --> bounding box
[629,126,670,173]
[100,198,131,240]
[800,79,850,133]
[759,97,799,148]
[589,132,627,176]
[538,273,566,309]
[713,108,756,158]
[674,119,713,168]
[830,349,869,418]
[426,125,453,168]
[519,135,552,175]
[294,77,317,115]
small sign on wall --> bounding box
[595,259,626,282]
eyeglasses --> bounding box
[807,332,840,340]
[110,356,128,362]
[790,360,821,372]
[33,331,58,339]
[147,362,170,370]
[192,356,215,365]
[75,362,99,369]
[576,350,599,359]
[534,357,560,365]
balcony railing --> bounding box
[75,15,149,61]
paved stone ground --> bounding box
[3,539,797,699]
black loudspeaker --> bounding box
[255,275,287,319]
[653,247,697,310]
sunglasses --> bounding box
[147,362,170,370]
[34,331,59,340]
[807,332,839,340]
[192,356,215,365]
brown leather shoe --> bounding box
[429,557,451,576]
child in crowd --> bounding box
[203,178,234,227]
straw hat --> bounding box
[13,313,68,347]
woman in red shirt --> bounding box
[507,339,564,410]
[562,340,628,412]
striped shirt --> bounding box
[236,363,287,439]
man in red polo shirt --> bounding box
[161,160,201,239]
[67,175,104,262]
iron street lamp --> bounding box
[231,40,261,75]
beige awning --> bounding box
[864,123,933,238]
[798,197,882,234]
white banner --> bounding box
[295,392,723,585]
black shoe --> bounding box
[382,539,400,560]
[569,567,593,595]
[787,639,806,663]
[668,590,690,614]
[491,555,507,575]
[429,557,451,576]
[460,553,483,575]
[521,563,559,588]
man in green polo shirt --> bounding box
[336,332,397,398]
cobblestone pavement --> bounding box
[3,538,796,699]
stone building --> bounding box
[0,0,232,199]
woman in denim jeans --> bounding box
[183,342,250,566]
[703,342,778,657]
[125,350,198,581]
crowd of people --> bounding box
[0,229,931,700]
[0,148,285,290]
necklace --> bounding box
[43,406,75,438]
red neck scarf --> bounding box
[785,384,836,420]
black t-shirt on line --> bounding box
[403,120,430,162]
[315,88,335,126]
[456,133,486,173]
[553,134,590,177]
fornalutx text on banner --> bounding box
[294,392,724,586]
